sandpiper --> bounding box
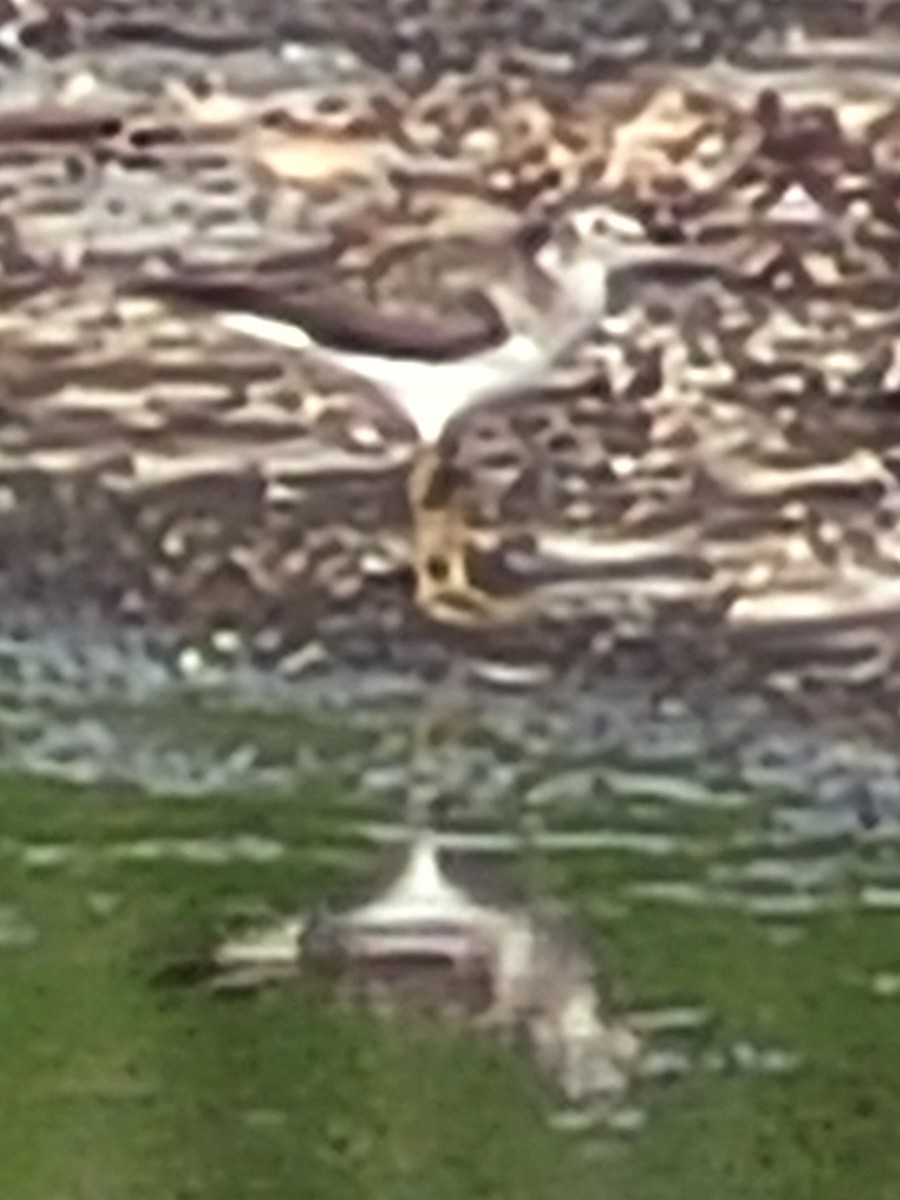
[140,208,723,620]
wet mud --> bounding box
[4,2,900,749]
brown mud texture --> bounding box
[5,1,900,734]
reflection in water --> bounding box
[3,2,900,1193]
[0,905,38,948]
[206,669,643,1114]
[209,831,641,1110]
[0,626,873,1165]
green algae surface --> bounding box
[2,729,899,1200]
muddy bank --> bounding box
[3,3,900,749]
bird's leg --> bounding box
[407,443,526,625]
[406,650,469,831]
[408,443,472,608]
[408,671,439,832]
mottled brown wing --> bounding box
[132,273,509,362]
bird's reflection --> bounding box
[206,671,640,1110]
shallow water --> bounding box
[3,1,900,1194]
[2,641,900,1199]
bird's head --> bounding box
[543,204,692,274]
[535,204,725,321]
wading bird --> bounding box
[139,208,720,621]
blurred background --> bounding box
[4,3,900,1198]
